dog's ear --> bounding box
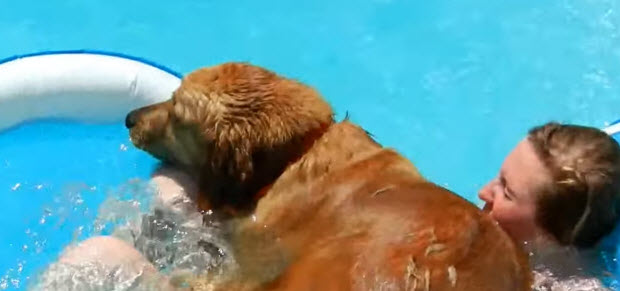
[176,63,334,209]
[210,134,255,183]
[185,63,333,174]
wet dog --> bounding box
[126,62,531,291]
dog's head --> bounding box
[126,63,334,208]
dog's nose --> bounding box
[125,110,138,129]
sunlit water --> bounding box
[4,0,620,201]
[0,121,232,290]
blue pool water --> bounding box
[2,0,620,289]
[0,121,158,290]
[3,0,620,198]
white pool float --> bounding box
[605,119,620,137]
[0,50,182,131]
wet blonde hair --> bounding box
[528,122,620,248]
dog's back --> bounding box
[127,63,531,291]
[230,121,531,291]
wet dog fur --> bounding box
[126,62,531,291]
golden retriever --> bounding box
[126,62,531,291]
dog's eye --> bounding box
[170,100,184,122]
[171,91,179,105]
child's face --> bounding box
[479,139,551,243]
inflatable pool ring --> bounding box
[0,50,182,131]
[605,119,620,138]
[599,119,620,289]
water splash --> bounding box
[31,262,169,291]
[96,179,234,276]
[25,177,234,290]
[526,242,614,290]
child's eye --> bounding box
[503,188,513,200]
